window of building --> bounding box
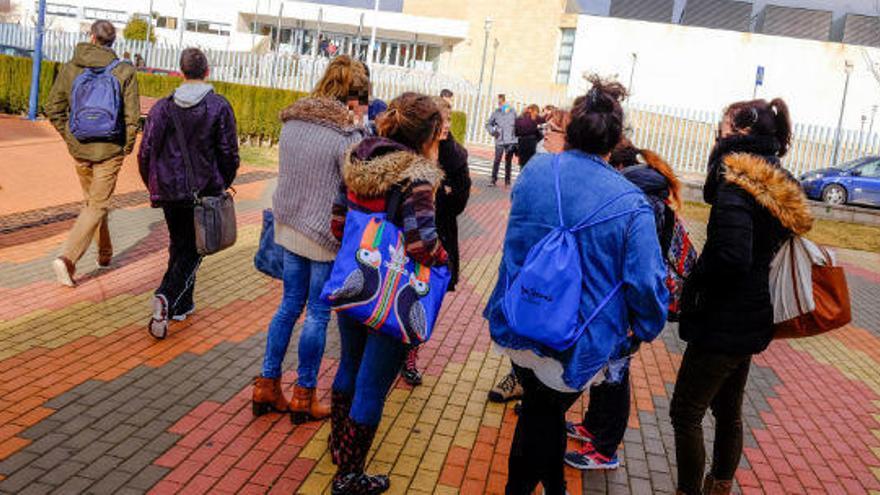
[185,19,231,36]
[156,16,177,29]
[555,28,576,84]
[83,7,127,23]
[39,2,77,18]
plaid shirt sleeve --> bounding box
[402,181,448,266]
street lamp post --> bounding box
[487,38,499,108]
[473,17,492,139]
[252,0,260,51]
[476,17,493,104]
[27,0,46,121]
[831,61,854,166]
[366,0,380,65]
[869,104,878,138]
[178,0,186,49]
[628,52,637,94]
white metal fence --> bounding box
[0,22,568,145]
[3,23,869,174]
[625,104,876,176]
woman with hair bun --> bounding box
[327,92,448,495]
[484,76,668,495]
[670,98,812,495]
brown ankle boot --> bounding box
[290,385,330,424]
[252,376,289,416]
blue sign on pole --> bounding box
[756,65,765,86]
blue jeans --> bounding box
[261,249,332,388]
[332,314,406,426]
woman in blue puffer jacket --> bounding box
[484,77,669,495]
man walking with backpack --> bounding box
[46,20,140,287]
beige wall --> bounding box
[403,0,574,95]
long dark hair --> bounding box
[565,75,629,156]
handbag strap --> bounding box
[167,97,199,201]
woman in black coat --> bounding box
[515,105,542,168]
[401,97,472,386]
[670,99,813,495]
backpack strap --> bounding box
[167,98,199,201]
[552,154,565,227]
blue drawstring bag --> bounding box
[502,155,650,352]
[254,209,284,279]
[321,193,450,345]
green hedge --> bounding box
[0,55,61,115]
[137,73,308,144]
[0,54,469,144]
[450,111,466,144]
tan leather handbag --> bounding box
[770,237,851,339]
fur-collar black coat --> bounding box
[435,135,472,291]
[680,137,813,355]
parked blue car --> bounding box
[800,156,880,206]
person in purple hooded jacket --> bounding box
[138,48,240,340]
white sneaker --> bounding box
[148,295,169,339]
[52,257,75,287]
[171,305,195,322]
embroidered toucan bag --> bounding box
[321,191,451,344]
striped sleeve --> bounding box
[401,181,448,266]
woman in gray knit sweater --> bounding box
[252,56,369,423]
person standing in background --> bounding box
[401,96,472,386]
[515,104,542,167]
[46,20,140,287]
[486,94,517,187]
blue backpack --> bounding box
[321,191,451,345]
[69,59,123,142]
[502,154,650,352]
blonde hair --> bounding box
[432,96,452,119]
[311,55,370,104]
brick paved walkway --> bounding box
[2,149,880,494]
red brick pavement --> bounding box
[2,124,880,493]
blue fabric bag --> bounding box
[254,209,284,279]
[320,196,450,345]
[502,154,649,352]
[69,59,123,142]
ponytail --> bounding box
[639,149,682,210]
[769,98,792,157]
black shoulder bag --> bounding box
[167,99,237,255]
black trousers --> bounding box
[506,365,581,495]
[518,137,538,167]
[492,144,517,185]
[670,345,751,495]
[157,206,202,317]
[582,365,630,458]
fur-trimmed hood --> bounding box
[343,137,444,197]
[723,153,813,235]
[279,97,357,132]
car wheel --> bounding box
[822,184,847,206]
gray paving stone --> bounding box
[0,466,45,493]
[106,436,149,460]
[87,471,133,494]
[125,465,169,491]
[37,461,86,486]
[17,481,54,495]
[63,428,103,450]
[49,476,92,495]
[70,441,114,464]
[116,449,158,475]
[78,456,122,480]
[25,434,68,455]
[91,411,130,432]
[0,451,38,476]
[30,447,76,471]
[20,420,63,441]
